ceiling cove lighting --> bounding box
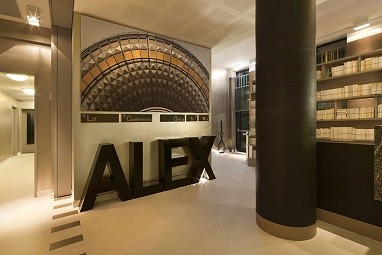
[6,73,29,81]
[347,24,382,43]
[21,88,35,95]
[26,6,40,26]
[353,18,370,31]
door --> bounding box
[21,109,35,153]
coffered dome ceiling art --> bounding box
[80,33,210,113]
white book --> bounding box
[361,83,371,96]
[360,107,365,119]
[316,70,322,80]
[344,85,349,98]
[344,61,350,74]
[377,82,382,94]
[365,58,372,71]
[352,84,359,97]
[372,57,379,69]
[379,56,382,68]
[352,60,358,73]
[339,65,344,76]
[360,60,366,71]
[371,83,377,94]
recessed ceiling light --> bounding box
[26,6,40,26]
[21,88,35,95]
[6,73,29,81]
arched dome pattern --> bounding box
[80,33,210,113]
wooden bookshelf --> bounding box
[316,45,382,143]
[248,71,256,167]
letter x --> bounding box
[188,136,216,181]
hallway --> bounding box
[0,152,381,254]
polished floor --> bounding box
[0,151,382,254]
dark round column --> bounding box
[255,0,317,240]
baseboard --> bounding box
[256,212,316,241]
[317,208,382,242]
[0,156,14,166]
[36,189,52,197]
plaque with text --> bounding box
[160,114,185,122]
[186,115,198,122]
[121,114,152,122]
[81,113,119,123]
[198,115,209,121]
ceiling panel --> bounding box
[0,0,22,18]
[123,3,159,25]
[171,0,210,19]
[142,0,170,8]
[223,0,254,13]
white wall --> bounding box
[210,68,230,149]
[73,14,212,200]
[20,100,34,109]
[0,90,19,163]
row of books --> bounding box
[249,128,256,136]
[317,107,376,120]
[360,56,382,71]
[317,108,335,120]
[250,115,255,122]
[337,107,375,119]
[377,104,382,118]
[251,84,256,93]
[317,82,382,100]
[316,70,322,80]
[250,100,256,108]
[330,60,358,77]
[317,127,374,141]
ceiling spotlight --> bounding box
[21,88,35,95]
[26,6,40,26]
[353,17,370,31]
[6,73,29,81]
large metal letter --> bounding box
[129,142,163,197]
[159,138,191,190]
[188,136,216,181]
[79,143,132,212]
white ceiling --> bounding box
[0,0,51,28]
[1,0,382,71]
[0,72,34,101]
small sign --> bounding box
[121,114,152,122]
[198,115,209,121]
[186,115,198,122]
[81,113,119,123]
[160,114,185,122]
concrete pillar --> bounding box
[255,0,317,240]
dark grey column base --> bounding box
[256,213,317,241]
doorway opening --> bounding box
[0,72,35,200]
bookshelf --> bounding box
[248,70,256,167]
[316,46,382,144]
[235,70,249,153]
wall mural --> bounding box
[80,33,210,113]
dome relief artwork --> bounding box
[80,33,210,113]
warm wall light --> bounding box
[353,18,370,31]
[6,73,29,81]
[26,6,40,26]
[21,88,35,95]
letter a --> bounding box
[79,143,132,212]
